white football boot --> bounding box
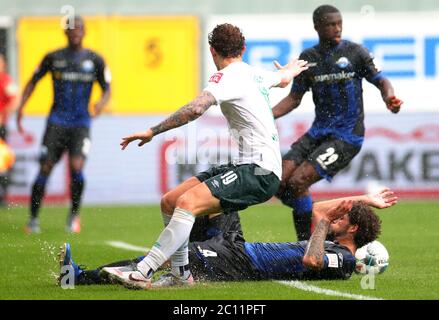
[99,266,136,284]
[101,267,152,289]
[152,272,195,288]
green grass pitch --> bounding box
[1,201,438,300]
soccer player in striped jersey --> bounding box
[17,16,111,233]
[59,188,396,285]
[273,5,403,241]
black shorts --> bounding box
[195,163,280,212]
[40,123,91,163]
[189,212,243,242]
[189,232,260,281]
[283,133,361,181]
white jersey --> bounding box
[204,61,282,179]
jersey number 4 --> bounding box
[197,246,218,257]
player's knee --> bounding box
[175,193,196,213]
[286,175,308,197]
[70,158,85,172]
[160,192,175,215]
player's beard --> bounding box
[326,226,337,241]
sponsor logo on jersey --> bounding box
[54,71,95,82]
[313,71,356,83]
[209,72,223,83]
[211,180,220,188]
[336,56,350,69]
[82,60,95,72]
[53,60,68,68]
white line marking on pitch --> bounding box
[277,280,384,300]
[106,241,149,253]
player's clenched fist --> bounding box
[385,96,403,114]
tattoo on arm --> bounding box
[304,219,330,268]
[151,91,216,136]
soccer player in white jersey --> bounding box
[107,23,308,289]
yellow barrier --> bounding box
[17,16,199,115]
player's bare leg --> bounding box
[160,176,201,215]
[276,159,300,200]
[277,160,321,240]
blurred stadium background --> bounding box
[0,0,439,301]
[0,0,438,206]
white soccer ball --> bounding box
[354,240,389,275]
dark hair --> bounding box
[348,202,381,248]
[208,23,245,58]
[313,5,340,25]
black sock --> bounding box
[77,258,143,285]
[30,174,48,218]
[77,270,105,285]
[70,171,85,215]
[292,210,312,241]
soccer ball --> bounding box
[354,240,389,275]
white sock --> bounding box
[137,207,195,278]
[162,212,171,226]
[163,211,191,279]
[170,238,190,278]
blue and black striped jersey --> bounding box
[32,47,110,128]
[292,40,384,147]
[244,240,356,280]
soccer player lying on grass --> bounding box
[59,188,396,286]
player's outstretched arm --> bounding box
[364,187,398,209]
[312,187,397,220]
[273,58,308,88]
[120,91,216,150]
[303,200,353,269]
[271,91,304,119]
[376,78,403,114]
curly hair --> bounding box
[348,202,381,248]
[208,23,245,58]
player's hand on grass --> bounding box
[325,200,354,222]
[367,187,398,209]
[274,58,309,78]
[385,96,403,114]
[120,129,154,150]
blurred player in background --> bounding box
[0,53,19,207]
[272,5,403,241]
[109,23,308,289]
[59,188,397,285]
[17,16,111,233]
